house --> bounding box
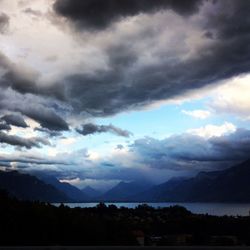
[132,230,145,246]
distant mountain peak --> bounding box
[82,185,97,192]
[81,185,101,198]
[100,180,152,201]
[132,159,250,203]
[34,172,89,202]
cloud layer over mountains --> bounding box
[1,0,250,186]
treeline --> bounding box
[1,190,250,246]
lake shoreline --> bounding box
[52,202,250,216]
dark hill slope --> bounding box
[132,160,250,202]
[0,170,70,202]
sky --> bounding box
[1,0,250,190]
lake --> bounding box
[53,202,250,216]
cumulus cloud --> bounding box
[210,74,250,120]
[1,124,250,185]
[188,122,236,138]
[130,127,250,171]
[1,114,28,128]
[51,127,250,184]
[182,109,211,119]
[76,123,132,137]
[53,0,201,31]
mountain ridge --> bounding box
[81,185,102,198]
[0,170,71,202]
[35,174,89,202]
[130,159,250,202]
[99,180,153,201]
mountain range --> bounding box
[81,186,102,198]
[35,174,89,202]
[130,159,250,202]
[1,159,250,202]
[0,170,70,202]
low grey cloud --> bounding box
[2,127,250,185]
[0,87,69,132]
[131,128,250,171]
[34,127,62,137]
[23,8,42,17]
[1,114,28,128]
[76,123,132,137]
[0,52,68,132]
[116,144,124,150]
[19,105,69,131]
[53,0,201,31]
[0,131,50,149]
[0,12,9,34]
[0,162,11,168]
[0,155,70,166]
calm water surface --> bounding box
[53,202,250,216]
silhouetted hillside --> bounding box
[0,170,71,202]
[36,174,89,201]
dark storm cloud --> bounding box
[2,1,250,124]
[53,0,201,31]
[0,52,69,132]
[1,114,28,128]
[0,86,69,132]
[131,128,250,171]
[76,123,132,137]
[0,131,50,149]
[1,66,45,96]
[0,52,65,100]
[27,1,245,118]
[204,1,250,40]
[59,38,250,117]
[0,12,9,34]
[0,121,11,131]
[19,106,69,131]
[34,127,62,137]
